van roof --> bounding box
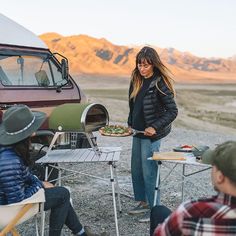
[0,13,47,49]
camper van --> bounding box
[0,13,89,179]
[0,13,86,113]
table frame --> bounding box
[36,132,122,236]
[152,159,211,207]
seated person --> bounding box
[0,105,104,236]
[150,141,236,236]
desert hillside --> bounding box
[40,33,236,83]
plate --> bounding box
[173,145,210,157]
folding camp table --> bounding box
[36,132,122,236]
[149,152,212,206]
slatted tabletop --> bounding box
[36,147,121,164]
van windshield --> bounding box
[0,54,66,87]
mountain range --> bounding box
[40,33,236,82]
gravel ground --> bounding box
[18,126,236,236]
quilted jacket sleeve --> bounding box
[0,148,43,204]
[23,165,44,200]
[150,79,178,131]
[127,82,134,126]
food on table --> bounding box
[173,144,195,152]
[181,145,193,149]
[180,144,194,151]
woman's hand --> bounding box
[43,181,54,188]
[144,127,156,136]
[128,126,133,134]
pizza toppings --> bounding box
[173,144,195,152]
[181,145,193,149]
[99,125,132,137]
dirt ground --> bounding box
[18,76,236,236]
[175,83,236,134]
[78,76,236,135]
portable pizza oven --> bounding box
[49,103,109,133]
[49,103,109,153]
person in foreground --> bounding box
[151,141,236,236]
[0,105,104,236]
[127,46,178,222]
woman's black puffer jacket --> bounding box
[129,76,178,140]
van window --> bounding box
[49,60,68,86]
[0,55,54,87]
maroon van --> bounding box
[0,13,86,131]
[0,13,87,180]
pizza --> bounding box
[99,125,132,137]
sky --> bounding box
[1,0,236,58]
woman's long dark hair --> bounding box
[12,137,32,166]
[130,46,175,99]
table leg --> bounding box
[40,203,45,236]
[58,169,62,186]
[113,164,122,213]
[44,165,48,181]
[153,161,161,207]
[181,164,186,202]
[109,162,120,236]
[42,167,49,236]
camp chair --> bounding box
[0,188,45,236]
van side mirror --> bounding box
[61,58,69,81]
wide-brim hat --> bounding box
[0,105,46,145]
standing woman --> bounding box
[128,46,178,222]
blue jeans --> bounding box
[131,137,161,207]
[44,186,83,236]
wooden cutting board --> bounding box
[152,152,187,161]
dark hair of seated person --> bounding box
[12,137,32,166]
